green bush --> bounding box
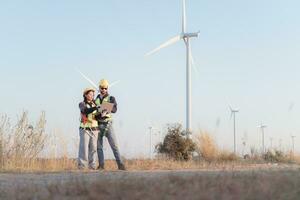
[156,124,196,161]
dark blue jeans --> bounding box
[97,122,123,167]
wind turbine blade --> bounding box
[110,80,121,88]
[76,69,98,90]
[182,0,186,33]
[228,103,234,120]
[145,35,181,56]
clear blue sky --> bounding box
[0,0,300,157]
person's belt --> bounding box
[79,127,99,131]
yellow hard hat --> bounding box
[99,79,109,88]
[83,87,95,96]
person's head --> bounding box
[99,79,109,95]
[83,88,95,102]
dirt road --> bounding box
[1,166,300,200]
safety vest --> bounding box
[80,102,98,128]
[95,95,113,122]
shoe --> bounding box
[118,163,126,171]
[78,166,86,170]
[89,166,97,170]
[97,165,105,170]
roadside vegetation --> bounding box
[0,113,299,172]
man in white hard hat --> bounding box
[95,79,126,170]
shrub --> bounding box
[263,150,287,163]
[156,124,196,161]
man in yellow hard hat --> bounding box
[95,79,126,170]
[78,87,99,170]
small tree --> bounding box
[4,111,47,167]
[156,124,196,161]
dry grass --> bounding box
[194,131,219,161]
[1,113,300,199]
[193,131,239,162]
[0,112,299,173]
[0,157,295,173]
[0,112,47,170]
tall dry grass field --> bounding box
[0,112,299,172]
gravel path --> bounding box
[1,165,300,200]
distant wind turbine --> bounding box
[145,0,200,135]
[229,105,239,154]
[258,123,267,153]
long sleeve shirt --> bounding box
[79,101,97,115]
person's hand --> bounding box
[101,109,107,117]
[97,106,101,113]
[102,109,108,113]
[101,109,108,117]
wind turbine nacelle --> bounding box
[182,32,200,39]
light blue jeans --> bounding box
[97,122,123,167]
[78,128,99,169]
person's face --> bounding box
[100,86,108,95]
[85,91,94,101]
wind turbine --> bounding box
[229,105,239,154]
[147,122,160,159]
[258,123,267,153]
[145,0,200,135]
[148,126,153,159]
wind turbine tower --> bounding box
[148,126,155,159]
[258,124,267,153]
[229,106,239,154]
[146,0,200,135]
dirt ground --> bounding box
[1,165,300,200]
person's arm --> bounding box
[110,96,118,113]
[79,102,97,115]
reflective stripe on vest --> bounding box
[80,103,98,128]
[95,95,112,122]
